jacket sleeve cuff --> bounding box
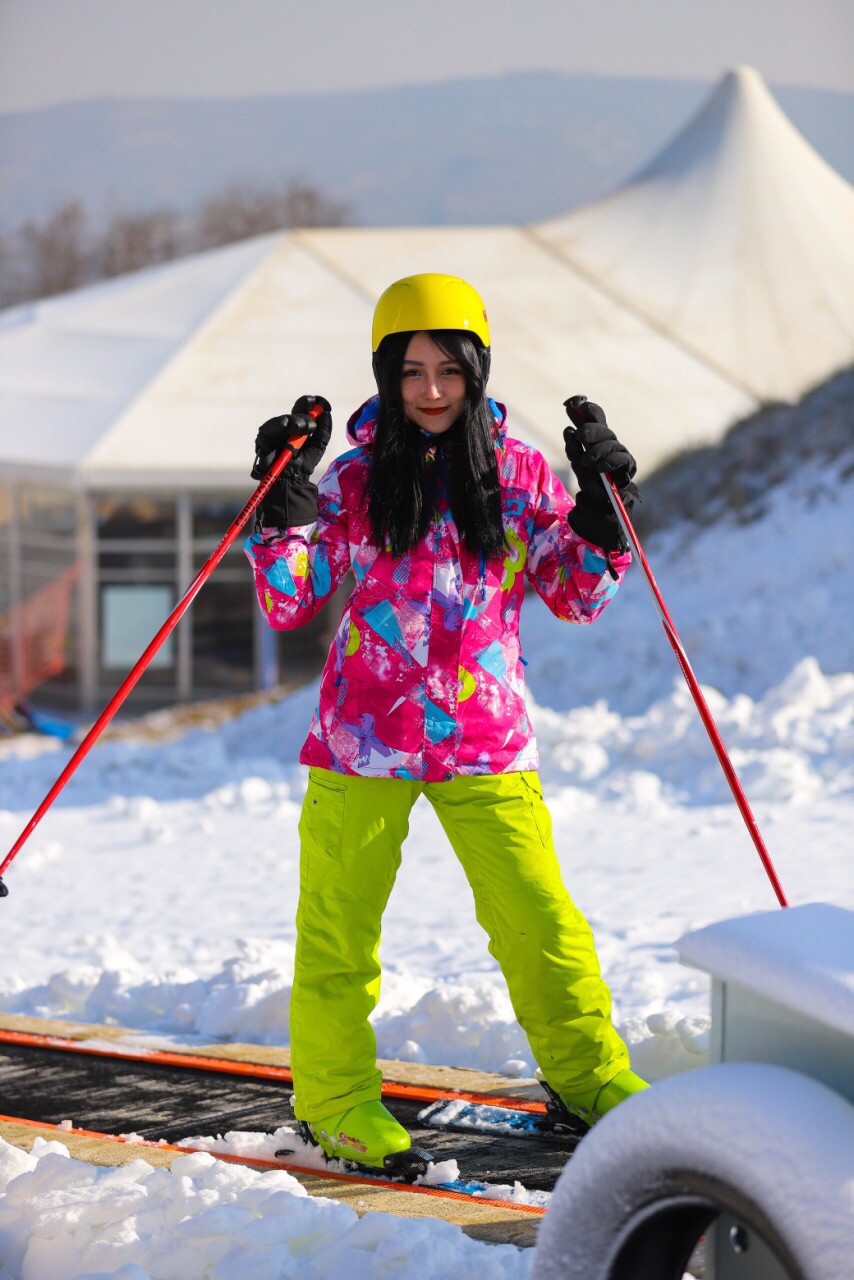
[567,492,630,552]
[257,477,319,530]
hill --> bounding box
[522,363,854,716]
[1,72,852,233]
[634,364,854,536]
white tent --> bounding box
[535,66,854,406]
[2,66,853,491]
[1,66,852,711]
[0,222,755,487]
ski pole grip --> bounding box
[564,394,605,468]
[251,403,324,481]
[564,394,616,485]
[564,394,590,430]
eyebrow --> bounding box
[401,357,460,366]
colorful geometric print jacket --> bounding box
[245,397,630,781]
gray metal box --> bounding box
[677,903,854,1279]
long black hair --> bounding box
[367,330,506,559]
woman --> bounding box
[245,273,647,1176]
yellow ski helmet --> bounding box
[371,273,490,352]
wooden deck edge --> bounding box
[0,1118,540,1248]
[0,1011,542,1100]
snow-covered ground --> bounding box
[0,457,851,1277]
[0,1140,531,1280]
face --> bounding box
[400,331,466,435]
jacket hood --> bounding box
[346,395,508,448]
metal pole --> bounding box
[176,492,193,702]
[76,491,98,712]
[8,486,22,698]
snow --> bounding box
[0,453,851,1275]
[173,1128,548,1208]
[522,458,854,719]
[0,1139,531,1280]
[676,902,854,1037]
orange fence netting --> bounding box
[0,564,79,717]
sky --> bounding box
[1,0,852,115]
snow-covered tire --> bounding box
[531,1063,854,1280]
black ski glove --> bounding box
[563,396,639,551]
[252,395,332,528]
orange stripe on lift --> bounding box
[0,1113,545,1215]
[0,1028,548,1114]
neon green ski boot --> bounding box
[538,1067,649,1132]
[300,1100,434,1181]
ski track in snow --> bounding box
[0,464,850,1277]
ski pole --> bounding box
[566,397,789,908]
[0,404,326,899]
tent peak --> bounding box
[629,63,810,186]
[724,64,764,87]
[533,64,854,404]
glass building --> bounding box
[0,233,346,718]
[0,479,335,714]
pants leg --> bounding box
[426,771,629,1096]
[290,767,418,1120]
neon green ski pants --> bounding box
[290,767,629,1121]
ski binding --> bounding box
[418,1096,588,1143]
[276,1121,434,1184]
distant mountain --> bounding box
[1,71,852,233]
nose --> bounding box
[424,374,442,400]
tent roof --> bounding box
[1,67,851,492]
[0,234,277,488]
[534,67,854,403]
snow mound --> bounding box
[1,656,851,820]
[523,463,854,716]
[0,1138,531,1279]
[533,657,854,806]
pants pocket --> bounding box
[299,769,347,870]
[518,771,553,848]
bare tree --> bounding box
[18,202,88,298]
[0,233,17,308]
[194,179,352,251]
[97,209,182,278]
[194,185,278,250]
[278,180,352,230]
[0,177,353,309]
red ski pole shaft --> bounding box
[600,473,788,908]
[0,405,324,897]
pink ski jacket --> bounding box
[245,397,630,781]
